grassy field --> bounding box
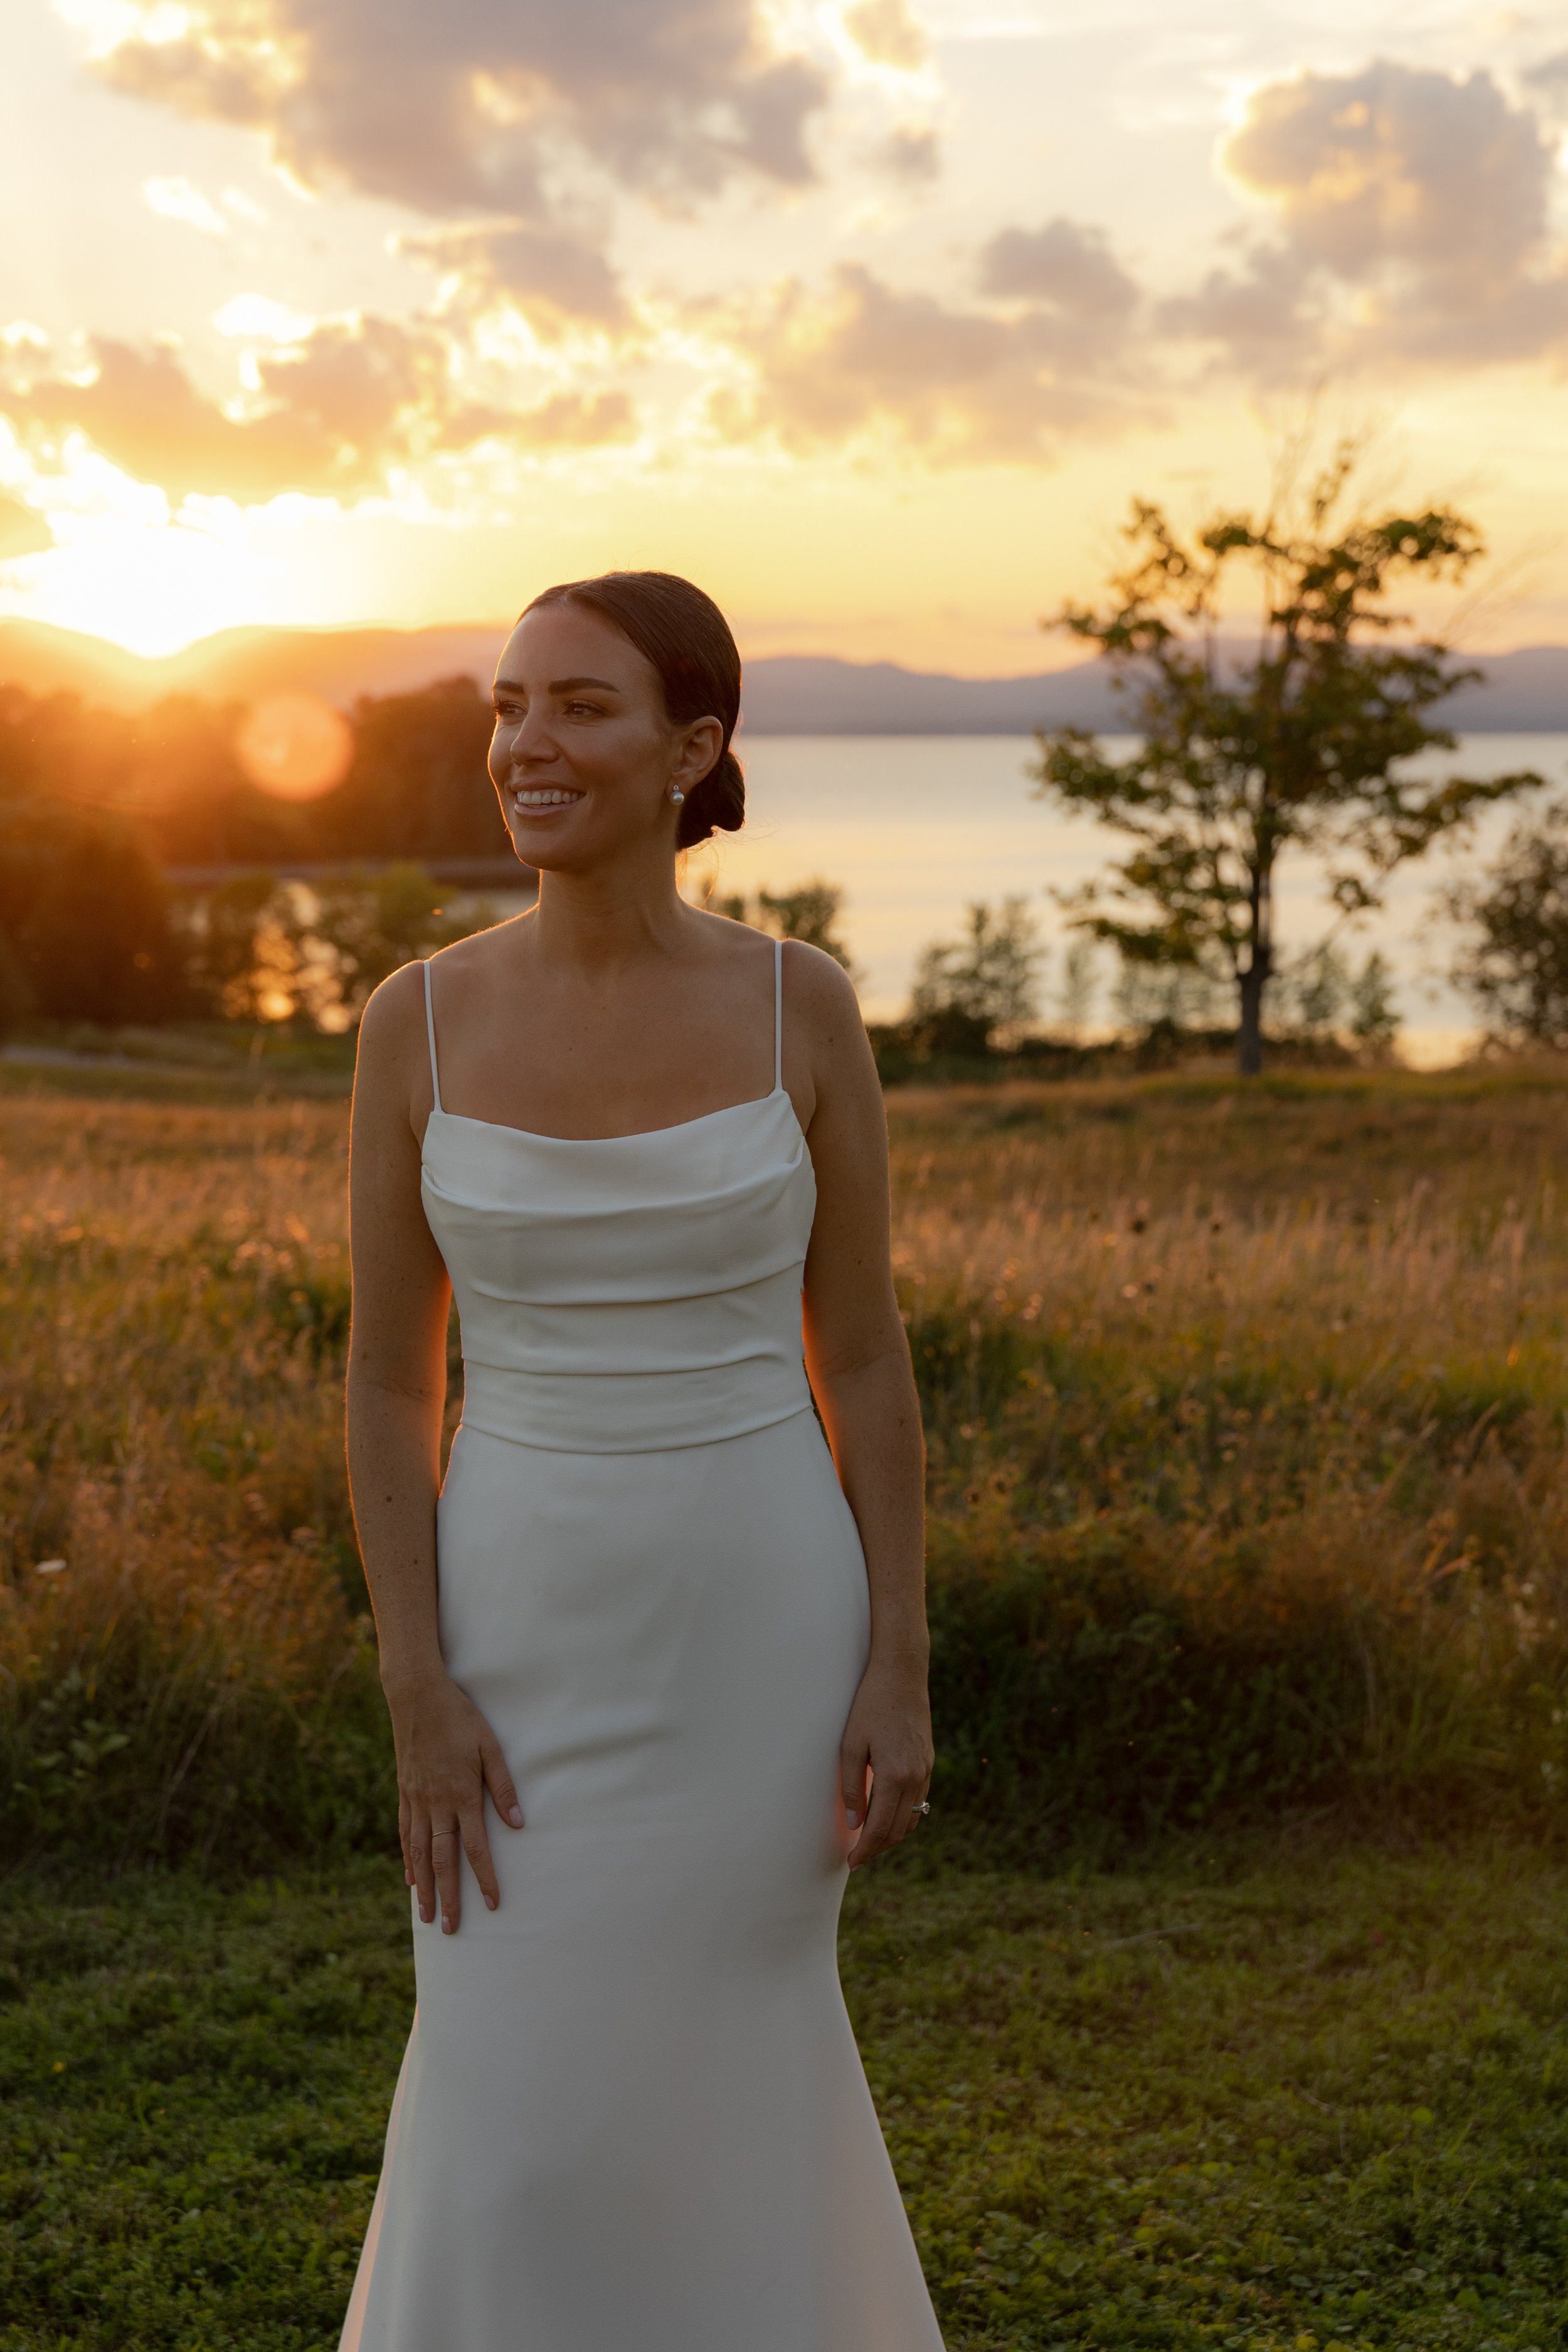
[7,1063,1568,1858]
[6,1836,1568,2351]
[6,1063,1568,2345]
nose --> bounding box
[497,705,564,778]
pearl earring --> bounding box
[669,784,686,805]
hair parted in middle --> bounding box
[522,570,745,850]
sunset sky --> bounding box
[3,0,1568,667]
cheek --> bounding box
[487,725,513,790]
[575,718,668,790]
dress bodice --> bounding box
[418,945,817,1454]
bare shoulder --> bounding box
[359,917,524,1070]
[779,939,877,1142]
[781,937,866,1051]
[426,910,528,978]
[357,956,429,1073]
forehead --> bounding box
[494,601,654,691]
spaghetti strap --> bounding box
[772,937,783,1094]
[423,958,443,1115]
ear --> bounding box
[670,716,723,796]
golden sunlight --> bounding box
[235,691,354,800]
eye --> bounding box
[562,699,604,718]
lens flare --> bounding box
[235,692,353,801]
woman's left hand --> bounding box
[839,1654,935,1870]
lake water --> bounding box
[677,733,1568,1060]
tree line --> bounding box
[873,857,1568,1073]
[0,676,506,1026]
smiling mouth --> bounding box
[511,785,585,810]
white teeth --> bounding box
[512,788,583,807]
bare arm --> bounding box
[792,945,933,1868]
[347,961,522,1932]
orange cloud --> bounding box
[400,223,628,335]
[1,324,634,503]
[709,233,1148,464]
[87,0,832,223]
[844,0,928,73]
[1165,60,1568,371]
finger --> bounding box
[408,1814,437,1926]
[460,1801,501,1914]
[849,1776,917,1870]
[480,1737,525,1832]
[840,1741,871,1833]
[885,1787,921,1850]
[848,1776,899,1868]
[398,1796,415,1888]
[432,1820,462,1934]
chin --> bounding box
[507,812,580,854]
[511,827,595,873]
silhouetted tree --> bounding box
[292,866,495,1027]
[309,678,507,861]
[0,675,511,868]
[713,878,857,973]
[909,898,1041,1054]
[1033,449,1542,1073]
[0,674,512,1022]
[1447,803,1568,1050]
[1347,951,1399,1056]
[0,798,184,1024]
[177,871,287,1020]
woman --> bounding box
[341,570,944,2351]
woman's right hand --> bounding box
[384,1668,524,1934]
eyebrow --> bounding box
[491,674,622,699]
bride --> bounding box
[340,569,945,2349]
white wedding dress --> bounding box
[340,941,945,2351]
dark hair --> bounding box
[522,569,744,850]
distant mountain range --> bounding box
[3,617,1567,733]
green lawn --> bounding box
[4,1838,1567,2351]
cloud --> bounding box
[707,241,1148,464]
[1165,60,1568,371]
[978,218,1138,319]
[877,124,941,182]
[213,295,319,342]
[0,490,53,561]
[142,176,231,236]
[1522,48,1568,127]
[0,322,633,502]
[514,389,634,447]
[85,0,833,225]
[400,222,628,333]
[844,0,929,73]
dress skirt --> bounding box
[340,1407,945,2352]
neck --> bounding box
[528,846,692,975]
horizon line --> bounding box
[1,612,1565,681]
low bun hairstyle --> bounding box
[522,570,744,850]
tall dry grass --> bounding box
[889,1078,1568,1846]
[4,1068,1568,1865]
[0,1096,390,1863]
